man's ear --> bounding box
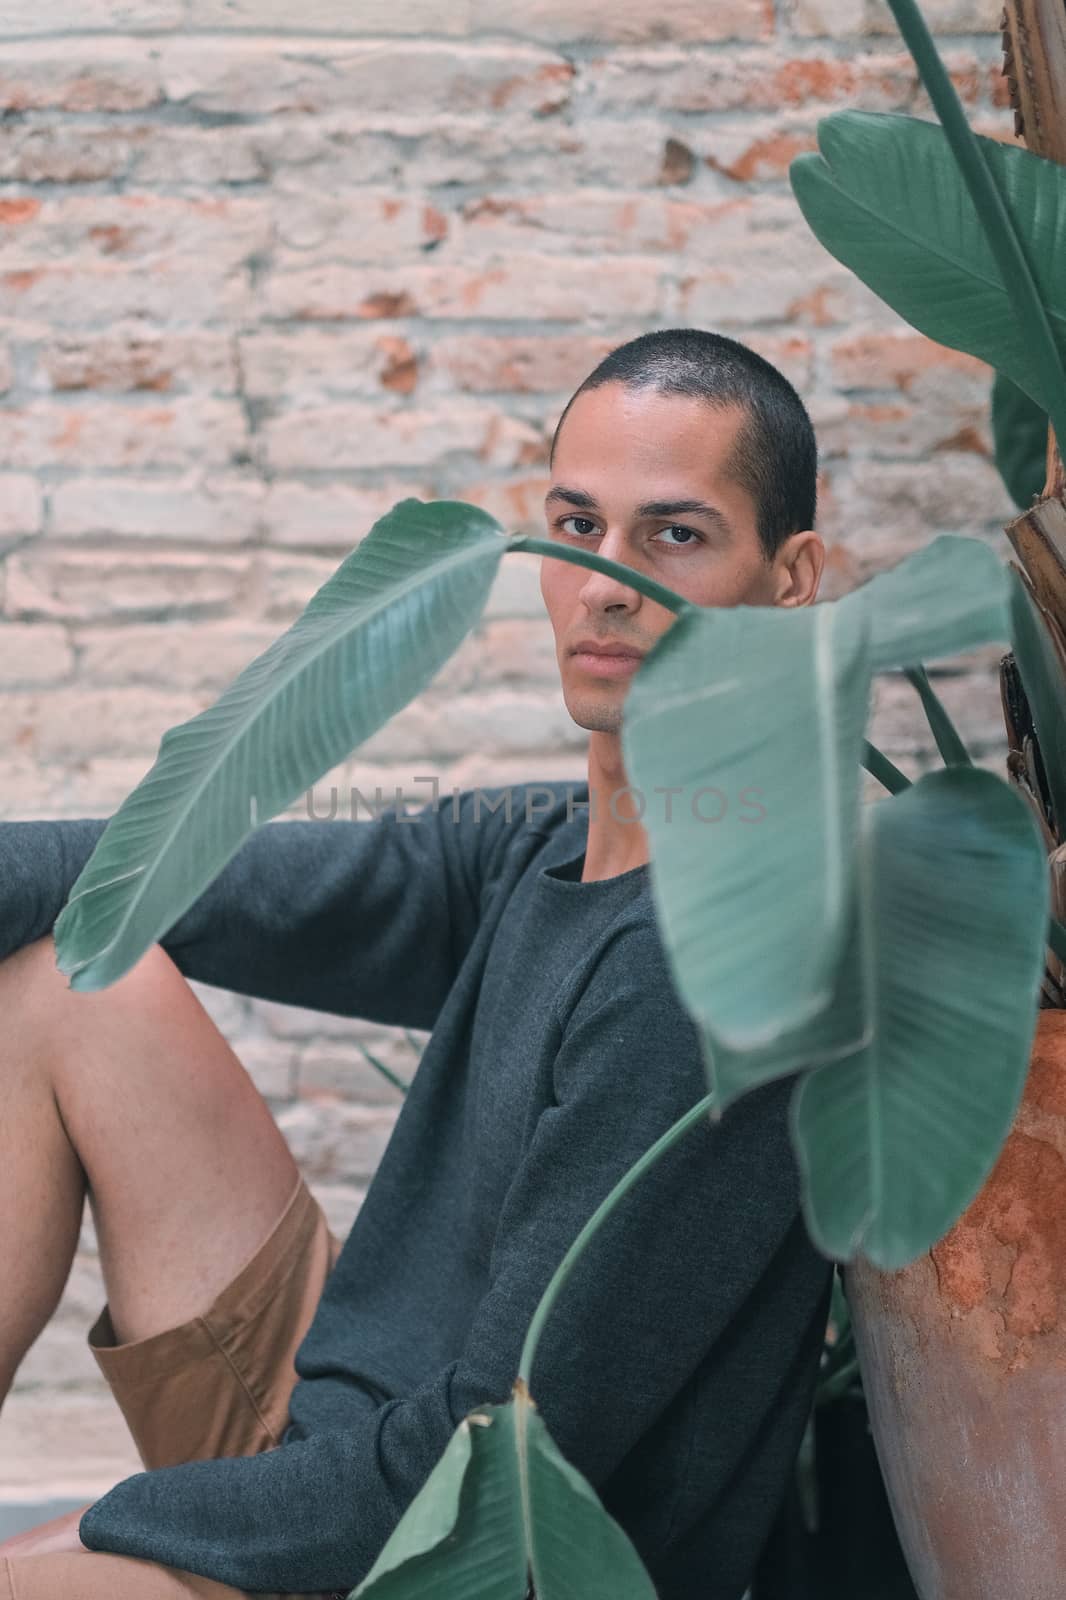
[773,530,824,608]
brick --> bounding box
[742,334,816,391]
[820,458,1015,565]
[356,687,584,762]
[445,749,587,795]
[275,1100,397,1186]
[432,334,617,394]
[263,256,663,323]
[0,473,43,536]
[162,39,573,118]
[454,475,552,534]
[583,47,982,114]
[467,0,774,42]
[63,755,175,813]
[0,400,247,469]
[262,482,430,548]
[271,189,446,267]
[76,622,282,691]
[829,331,989,392]
[0,39,164,112]
[261,402,542,472]
[3,548,250,622]
[787,0,1002,37]
[0,0,181,36]
[0,122,137,184]
[51,475,264,542]
[483,551,546,619]
[0,1393,141,1497]
[0,622,73,685]
[422,632,483,696]
[39,329,237,395]
[471,618,561,685]
[0,260,253,328]
[259,552,351,622]
[0,195,269,269]
[428,617,560,696]
[706,121,821,182]
[681,195,903,328]
[456,192,753,257]
[255,112,675,194]
[13,1255,110,1391]
[679,219,859,327]
[297,1035,416,1105]
[185,0,467,30]
[815,395,991,460]
[0,687,204,762]
[239,329,423,401]
[187,0,773,37]
[131,124,271,186]
[0,758,69,816]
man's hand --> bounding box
[0,1504,93,1559]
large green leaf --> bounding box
[621,536,1010,1088]
[791,766,1048,1268]
[624,597,871,1056]
[836,534,1009,674]
[790,111,1066,417]
[992,373,1047,510]
[53,499,506,990]
[351,1387,656,1600]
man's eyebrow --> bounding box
[544,486,732,536]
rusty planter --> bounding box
[845,1008,1066,1600]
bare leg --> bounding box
[0,937,301,1409]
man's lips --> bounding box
[569,639,645,659]
[569,640,646,678]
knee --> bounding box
[0,935,68,1007]
[1,935,180,1042]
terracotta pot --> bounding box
[845,1007,1066,1600]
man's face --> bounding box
[540,381,801,736]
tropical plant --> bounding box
[43,0,1066,1591]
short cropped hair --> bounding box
[549,328,817,561]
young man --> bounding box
[0,329,831,1600]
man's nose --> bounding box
[578,528,641,613]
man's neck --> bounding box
[581,732,651,883]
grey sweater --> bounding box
[3,783,831,1598]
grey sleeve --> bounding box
[0,819,109,965]
[0,787,515,1028]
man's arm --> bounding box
[0,788,514,1028]
[77,930,830,1594]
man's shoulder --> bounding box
[447,777,588,887]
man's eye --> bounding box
[655,525,700,546]
[559,515,598,537]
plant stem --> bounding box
[1047,914,1066,966]
[352,1038,411,1095]
[507,535,693,615]
[886,0,1066,453]
[902,665,972,766]
[517,1089,716,1389]
[861,740,911,794]
[816,1356,864,1406]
